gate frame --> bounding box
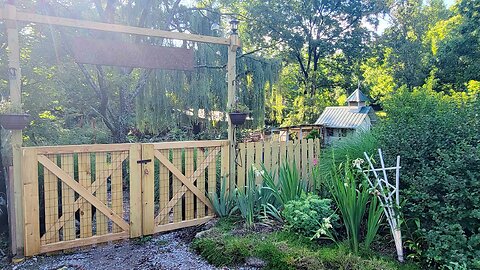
[1,4,240,257]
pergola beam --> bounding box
[0,8,230,45]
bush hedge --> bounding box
[375,87,480,268]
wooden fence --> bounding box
[235,139,321,188]
[20,139,319,256]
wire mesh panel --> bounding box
[151,140,228,233]
[23,144,132,256]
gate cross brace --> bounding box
[40,152,129,242]
[154,148,218,224]
[38,155,130,232]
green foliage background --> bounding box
[376,88,480,268]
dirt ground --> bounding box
[0,225,253,270]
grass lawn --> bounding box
[192,218,420,270]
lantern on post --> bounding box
[230,18,239,35]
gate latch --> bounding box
[137,159,152,164]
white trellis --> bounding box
[363,149,404,262]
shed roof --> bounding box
[314,106,374,128]
[346,89,370,103]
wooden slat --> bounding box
[95,153,108,236]
[158,150,169,225]
[60,154,75,241]
[263,141,272,173]
[142,144,155,235]
[5,10,230,45]
[302,140,308,179]
[30,143,133,155]
[294,141,301,173]
[308,139,314,177]
[38,156,129,231]
[279,141,286,164]
[129,144,142,238]
[236,143,246,190]
[172,149,183,222]
[154,216,212,234]
[196,148,205,218]
[287,141,294,167]
[185,148,195,220]
[246,143,254,178]
[254,142,263,184]
[78,153,92,238]
[23,148,40,256]
[110,153,123,233]
[43,154,59,244]
[39,232,129,254]
[207,148,216,216]
[221,144,230,189]
[271,142,279,175]
[153,140,229,150]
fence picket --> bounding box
[301,140,308,179]
[60,154,75,240]
[173,149,183,222]
[43,154,59,244]
[95,153,108,235]
[196,148,205,218]
[110,152,123,233]
[78,153,92,238]
[185,149,194,220]
[207,148,216,216]
[159,150,169,225]
[236,143,246,190]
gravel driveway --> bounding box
[6,230,219,270]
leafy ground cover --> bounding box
[192,218,419,270]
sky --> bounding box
[181,0,457,35]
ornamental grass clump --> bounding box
[261,162,309,208]
[324,158,383,254]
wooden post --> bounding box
[141,144,154,235]
[227,33,240,189]
[5,4,24,257]
[129,144,142,238]
[7,166,16,255]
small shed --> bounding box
[315,89,376,145]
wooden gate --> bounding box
[144,141,228,234]
[22,144,134,256]
[21,140,229,256]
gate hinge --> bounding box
[137,159,152,164]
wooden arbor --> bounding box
[0,4,240,257]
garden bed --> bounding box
[192,218,419,270]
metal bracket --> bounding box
[136,159,152,164]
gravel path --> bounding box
[6,230,221,270]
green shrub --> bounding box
[282,193,338,239]
[375,87,480,268]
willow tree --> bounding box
[15,0,279,142]
[136,9,281,133]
